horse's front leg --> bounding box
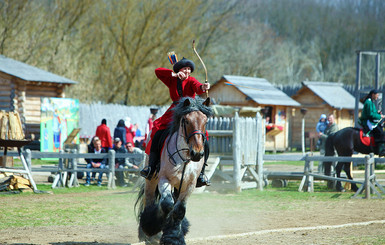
[160,200,189,245]
[158,177,175,217]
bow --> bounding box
[192,40,209,97]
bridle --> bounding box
[167,114,208,200]
[167,115,207,166]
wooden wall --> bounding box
[291,87,356,149]
[0,71,67,139]
[210,80,294,151]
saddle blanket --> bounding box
[359,129,376,146]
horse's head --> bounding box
[172,97,212,162]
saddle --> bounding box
[359,129,376,146]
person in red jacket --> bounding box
[140,57,210,187]
[95,119,112,151]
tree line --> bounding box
[1,0,384,105]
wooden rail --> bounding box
[0,149,144,190]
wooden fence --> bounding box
[0,149,144,190]
[204,112,265,192]
[264,153,385,199]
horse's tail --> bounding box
[324,133,336,157]
[134,179,146,222]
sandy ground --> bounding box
[1,163,384,245]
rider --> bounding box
[359,89,385,154]
[140,57,211,187]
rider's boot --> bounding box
[196,164,210,187]
[140,151,159,180]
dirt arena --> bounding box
[0,188,384,245]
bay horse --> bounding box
[135,96,212,245]
[324,122,385,192]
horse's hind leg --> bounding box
[343,162,359,192]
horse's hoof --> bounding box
[338,188,345,192]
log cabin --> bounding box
[291,81,363,150]
[0,55,77,139]
[208,75,300,151]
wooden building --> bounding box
[291,81,363,149]
[209,75,300,151]
[0,55,77,139]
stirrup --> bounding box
[140,166,153,180]
[196,173,210,188]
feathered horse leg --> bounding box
[160,200,189,245]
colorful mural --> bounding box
[40,98,79,152]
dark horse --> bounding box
[135,97,212,245]
[324,123,385,192]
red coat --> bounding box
[145,67,205,154]
[125,124,135,145]
[95,124,112,149]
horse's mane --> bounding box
[168,97,213,134]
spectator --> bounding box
[316,114,328,149]
[316,114,328,135]
[95,119,113,152]
[114,119,127,145]
[123,141,142,183]
[86,136,99,181]
[145,108,158,142]
[124,117,137,145]
[113,137,127,187]
[319,114,339,155]
[85,138,107,187]
[125,141,143,169]
[133,123,145,148]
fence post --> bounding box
[52,150,64,188]
[108,150,116,189]
[309,156,314,192]
[256,112,264,191]
[364,155,371,199]
[233,112,241,192]
[25,149,32,170]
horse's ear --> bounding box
[183,98,191,107]
[203,97,211,106]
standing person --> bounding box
[319,114,339,155]
[145,108,158,143]
[113,137,128,187]
[124,117,136,145]
[139,57,211,187]
[85,138,107,187]
[114,119,127,145]
[95,119,112,152]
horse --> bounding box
[135,96,212,245]
[324,122,385,192]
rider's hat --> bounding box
[173,58,195,73]
[370,89,379,95]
